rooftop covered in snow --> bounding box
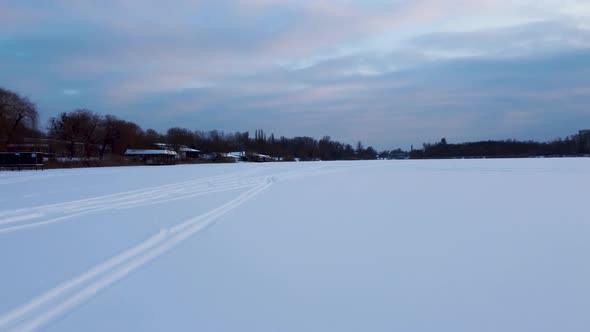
[124,149,177,156]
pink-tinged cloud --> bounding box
[258,0,502,57]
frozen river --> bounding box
[1,159,589,331]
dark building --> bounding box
[578,130,590,154]
[0,152,44,170]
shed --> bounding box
[178,147,201,159]
[124,149,177,165]
[250,153,274,162]
[0,152,44,170]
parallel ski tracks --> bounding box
[0,165,338,234]
[0,165,338,331]
[0,179,274,332]
[0,168,263,234]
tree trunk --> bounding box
[99,140,108,160]
[69,141,75,158]
[5,114,24,147]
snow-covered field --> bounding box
[0,159,589,332]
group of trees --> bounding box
[154,127,382,160]
[47,110,146,159]
[161,129,379,161]
[412,135,590,159]
[1,88,381,161]
[46,114,381,161]
[8,86,590,163]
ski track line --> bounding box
[0,165,340,330]
[2,168,258,213]
[0,180,273,332]
[0,166,331,234]
[0,181,262,234]
[0,174,64,186]
[0,163,322,219]
[0,169,263,228]
[0,167,260,218]
[0,182,261,234]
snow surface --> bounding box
[0,159,589,331]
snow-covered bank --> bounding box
[1,159,589,331]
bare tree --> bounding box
[111,120,145,154]
[0,88,38,150]
[166,127,194,149]
[145,128,163,146]
[97,115,121,160]
[48,109,102,158]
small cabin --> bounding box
[124,149,177,165]
[178,147,201,159]
[250,153,274,162]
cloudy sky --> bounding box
[1,0,590,149]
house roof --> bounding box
[252,153,272,158]
[124,149,177,156]
[220,153,240,159]
[179,147,200,152]
[227,151,246,158]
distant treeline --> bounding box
[411,136,590,159]
[3,87,589,162]
[1,87,381,161]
